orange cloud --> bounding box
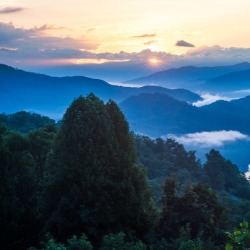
[144,40,157,45]
[0,7,25,14]
[131,34,156,38]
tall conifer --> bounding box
[41,94,153,242]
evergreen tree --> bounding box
[41,95,153,243]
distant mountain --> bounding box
[0,64,201,117]
[129,86,201,103]
[125,62,250,90]
[203,69,250,92]
[200,96,250,133]
[119,93,250,137]
[200,95,250,121]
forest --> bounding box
[1,94,250,250]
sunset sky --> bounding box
[1,0,250,71]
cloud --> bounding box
[0,22,98,62]
[30,24,65,33]
[193,93,234,107]
[176,40,195,47]
[0,7,25,14]
[144,40,157,45]
[131,34,156,38]
[0,47,17,53]
[87,28,95,33]
[169,130,249,148]
[186,45,250,59]
[70,49,174,62]
[1,21,250,68]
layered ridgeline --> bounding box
[0,64,201,116]
[125,62,250,92]
[2,64,250,171]
[119,93,250,136]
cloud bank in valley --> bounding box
[169,130,249,148]
[192,93,234,107]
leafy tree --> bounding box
[164,139,201,177]
[67,234,93,250]
[225,220,250,250]
[158,178,227,246]
[38,238,66,250]
[100,232,147,250]
[28,125,57,179]
[41,95,154,243]
[29,234,93,250]
[134,136,201,181]
[203,150,250,199]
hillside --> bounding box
[119,93,250,136]
[201,95,250,119]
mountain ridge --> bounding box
[0,64,201,117]
[119,92,250,136]
[203,69,250,91]
[125,62,250,90]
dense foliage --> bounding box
[0,95,250,250]
[0,111,56,133]
[40,95,153,243]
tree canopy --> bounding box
[41,94,154,243]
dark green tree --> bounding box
[100,231,147,250]
[165,139,201,177]
[203,150,250,199]
[0,111,56,133]
[41,95,153,243]
[158,178,227,246]
[28,125,57,179]
[0,130,39,249]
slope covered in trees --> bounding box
[0,111,56,133]
[0,95,250,250]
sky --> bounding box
[1,0,250,75]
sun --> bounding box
[148,58,161,65]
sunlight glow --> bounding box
[148,58,161,65]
